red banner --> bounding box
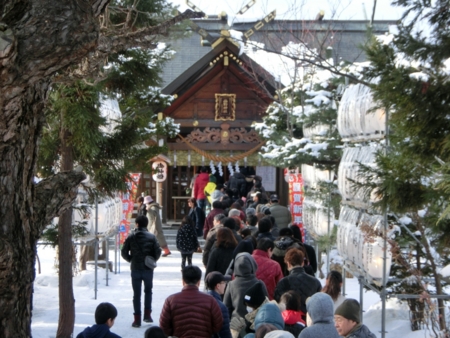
[287,173,304,242]
[119,173,142,245]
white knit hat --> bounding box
[144,196,153,204]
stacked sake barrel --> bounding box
[336,83,392,285]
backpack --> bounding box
[275,236,295,251]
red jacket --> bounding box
[194,173,210,200]
[160,285,223,338]
[252,249,283,300]
[282,309,306,325]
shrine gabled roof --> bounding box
[161,37,281,99]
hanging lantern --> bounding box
[152,161,168,182]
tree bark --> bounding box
[0,1,202,335]
[56,126,75,338]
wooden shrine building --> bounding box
[142,32,285,223]
[137,15,395,223]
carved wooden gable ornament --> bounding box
[215,93,236,121]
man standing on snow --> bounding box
[334,299,377,338]
[121,215,161,327]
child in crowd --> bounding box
[176,215,200,269]
[144,326,166,338]
[280,291,305,337]
[76,302,121,338]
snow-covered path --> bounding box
[32,245,425,338]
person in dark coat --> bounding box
[225,237,254,276]
[176,215,200,269]
[187,197,205,237]
[256,217,275,241]
[160,265,223,338]
[244,214,259,236]
[206,227,238,276]
[144,326,165,338]
[290,224,318,274]
[228,172,248,199]
[205,272,233,338]
[137,196,146,216]
[202,213,226,267]
[76,302,121,338]
[272,228,314,277]
[121,216,162,327]
[203,200,226,239]
[274,248,322,315]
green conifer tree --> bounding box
[360,0,450,331]
[36,1,184,336]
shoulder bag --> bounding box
[133,232,157,269]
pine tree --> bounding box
[36,2,181,336]
[361,0,450,331]
[254,45,361,269]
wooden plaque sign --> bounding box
[215,93,236,121]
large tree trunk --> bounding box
[0,2,97,335]
[0,81,86,336]
[0,1,202,335]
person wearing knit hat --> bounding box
[205,272,232,338]
[244,281,267,310]
[334,299,377,338]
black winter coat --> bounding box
[206,245,236,276]
[176,223,199,254]
[188,206,205,237]
[137,204,146,216]
[121,227,161,270]
[273,266,322,313]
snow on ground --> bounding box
[32,245,426,338]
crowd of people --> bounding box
[77,169,377,338]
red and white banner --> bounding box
[119,173,141,246]
[286,170,305,242]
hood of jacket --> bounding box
[306,292,335,324]
[78,324,110,338]
[234,252,257,277]
[254,303,284,331]
[264,331,295,338]
[147,202,161,210]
